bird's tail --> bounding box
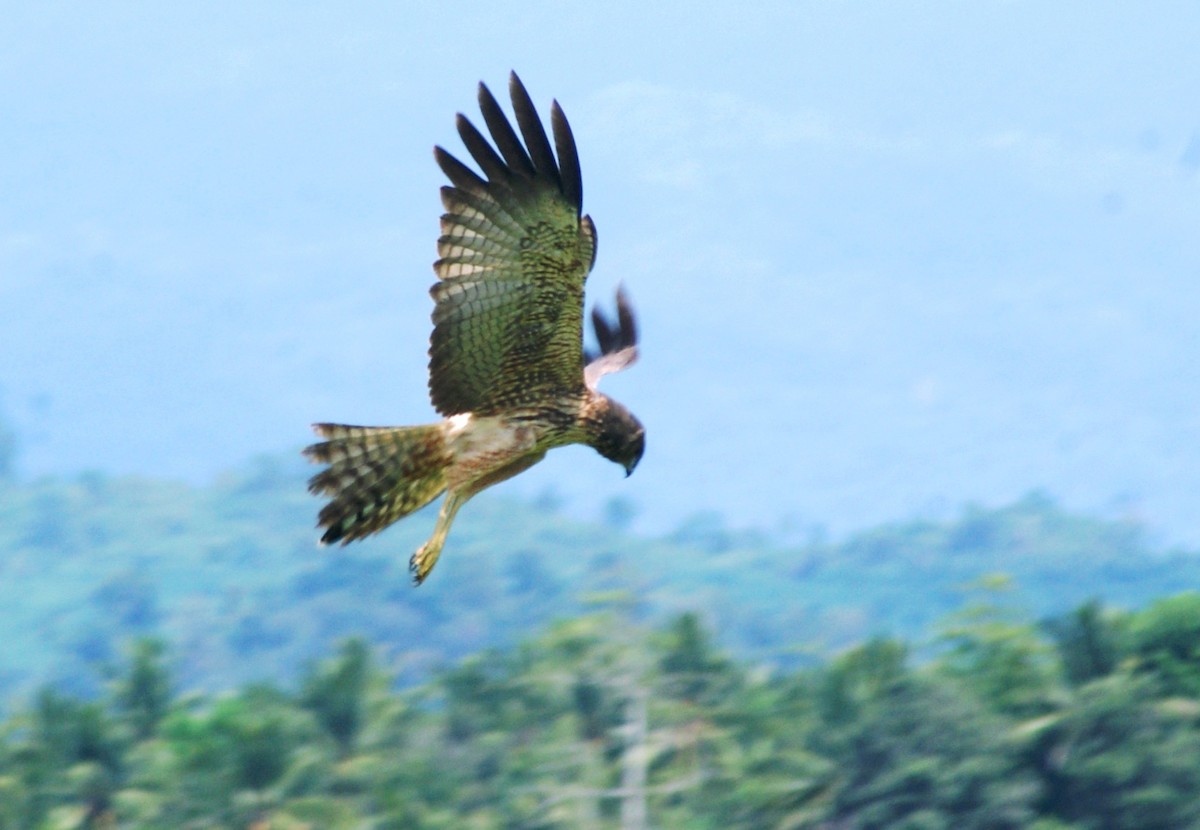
[304,423,450,545]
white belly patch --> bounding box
[444,414,538,472]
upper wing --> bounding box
[584,286,639,389]
[428,72,598,416]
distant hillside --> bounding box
[1,453,1198,700]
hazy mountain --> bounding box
[1,454,1196,699]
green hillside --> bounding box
[1,453,1197,700]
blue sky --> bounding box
[3,2,1199,541]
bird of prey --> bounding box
[305,73,644,585]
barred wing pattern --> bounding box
[429,73,598,417]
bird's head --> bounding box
[590,398,645,477]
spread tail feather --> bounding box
[304,423,450,545]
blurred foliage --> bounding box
[1,455,1198,702]
[2,453,1200,824]
[0,598,1199,828]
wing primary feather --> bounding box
[583,288,640,389]
[509,72,562,187]
[478,81,536,179]
[616,285,638,347]
[592,306,617,354]
[455,114,513,185]
[551,100,583,210]
[434,146,487,193]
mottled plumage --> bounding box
[305,73,644,585]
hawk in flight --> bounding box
[305,73,644,585]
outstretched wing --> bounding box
[584,286,639,389]
[429,72,598,416]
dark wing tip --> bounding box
[590,286,637,353]
[477,78,535,180]
[615,284,637,347]
[551,100,583,210]
[507,70,525,104]
[583,287,640,388]
[441,73,583,209]
[455,112,512,185]
[508,72,562,188]
[592,305,618,354]
[434,145,487,193]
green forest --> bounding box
[2,449,1200,827]
[4,595,1200,828]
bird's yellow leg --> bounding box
[408,452,545,585]
[410,490,468,585]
